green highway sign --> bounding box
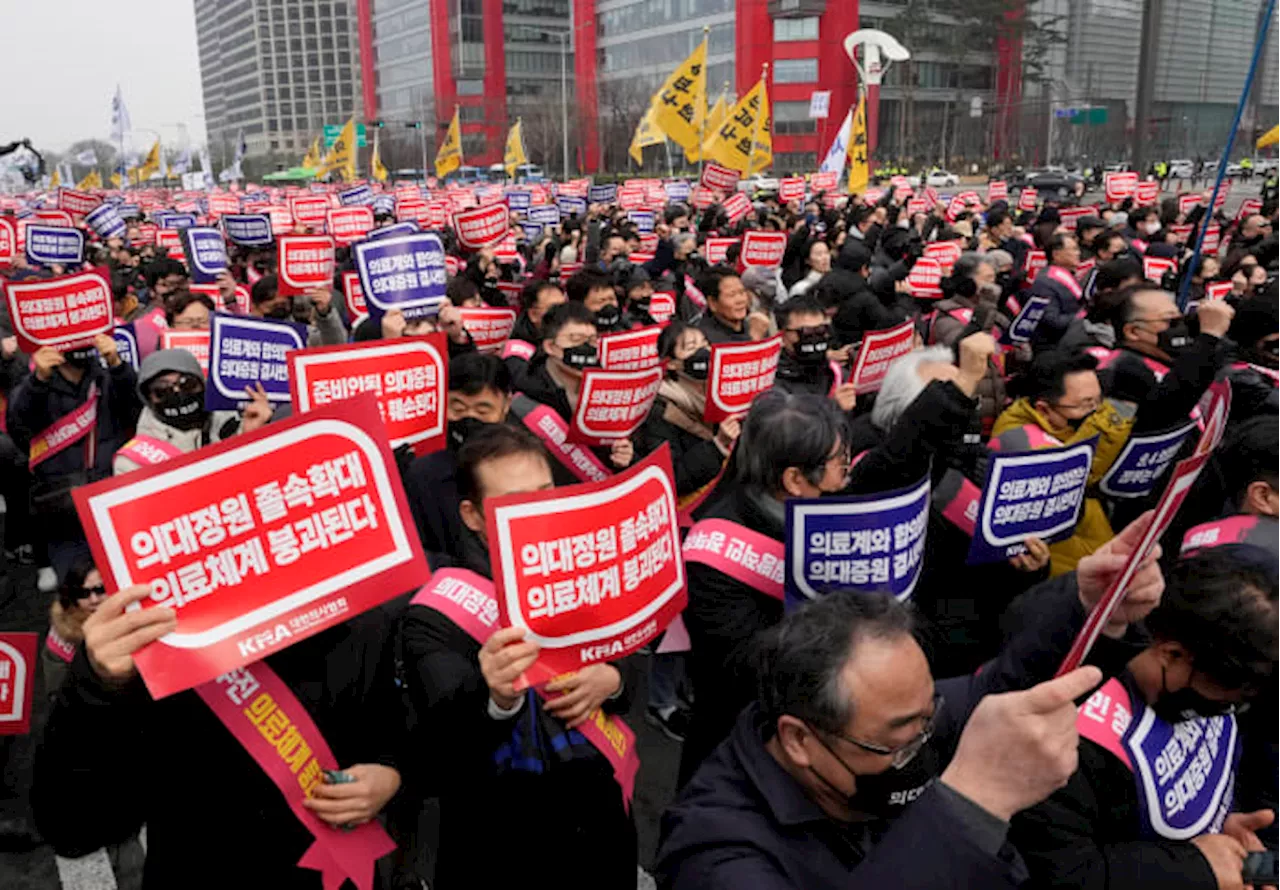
[323,123,367,148]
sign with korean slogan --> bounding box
[1105,171,1139,203]
[353,230,448,320]
[740,231,787,268]
[0,217,15,266]
[784,475,931,607]
[701,163,741,192]
[338,183,374,206]
[289,194,330,229]
[967,439,1096,565]
[327,206,374,246]
[527,205,560,227]
[1099,421,1197,500]
[486,445,685,685]
[458,307,517,353]
[704,334,782,423]
[73,396,429,699]
[453,203,509,249]
[4,269,113,354]
[1008,295,1051,343]
[222,214,274,247]
[557,195,589,219]
[342,271,368,323]
[25,224,85,267]
[58,187,103,221]
[703,237,739,265]
[599,325,663,371]
[571,367,663,444]
[850,320,915,395]
[85,203,127,240]
[206,313,307,411]
[289,335,448,454]
[155,212,197,231]
[0,633,37,736]
[113,323,140,372]
[627,210,655,233]
[160,329,211,376]
[181,227,228,284]
[589,184,617,204]
[277,235,335,297]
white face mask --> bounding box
[1144,220,1161,235]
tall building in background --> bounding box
[194,0,364,169]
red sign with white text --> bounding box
[987,180,1008,202]
[689,185,715,210]
[277,235,335,296]
[810,171,838,192]
[851,320,916,395]
[1135,180,1159,205]
[5,269,114,354]
[0,633,37,736]
[208,193,240,217]
[453,204,509,249]
[906,256,944,299]
[156,228,183,259]
[648,291,676,324]
[572,366,663,444]
[704,334,782,424]
[1143,256,1176,282]
[58,187,103,221]
[701,163,741,192]
[599,325,663,371]
[722,192,752,226]
[703,237,738,265]
[740,230,788,268]
[33,210,74,227]
[288,195,330,229]
[342,271,367,321]
[778,177,805,202]
[1026,249,1048,280]
[0,217,15,266]
[923,241,962,276]
[1104,171,1138,203]
[73,397,427,698]
[326,206,374,246]
[458,307,518,353]
[487,446,685,683]
[160,329,211,376]
[1204,281,1232,302]
[1018,188,1038,211]
[289,335,448,453]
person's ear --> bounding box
[543,338,561,359]
[1244,480,1279,517]
[781,466,811,498]
[1154,640,1190,670]
[776,716,816,767]
[460,499,485,535]
[1033,398,1054,419]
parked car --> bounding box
[737,173,780,193]
[514,163,546,183]
[906,169,960,188]
[1168,159,1194,178]
[1010,168,1085,196]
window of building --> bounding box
[773,100,816,134]
[457,79,484,95]
[774,151,817,173]
[773,16,818,41]
[459,105,487,123]
[773,57,818,83]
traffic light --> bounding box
[405,121,422,130]
[369,119,384,128]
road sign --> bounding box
[324,124,367,148]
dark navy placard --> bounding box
[664,180,691,202]
[369,221,420,240]
[25,225,85,266]
[967,439,1096,564]
[339,184,374,206]
[353,230,447,320]
[557,195,587,218]
[155,212,197,230]
[372,195,396,216]
[521,222,544,241]
[527,205,560,226]
[181,227,228,284]
[111,324,139,371]
[1099,421,1197,499]
[507,190,531,211]
[205,312,306,410]
[222,213,274,247]
[784,475,931,607]
[589,184,617,204]
[628,210,656,233]
[1008,294,1050,343]
[85,204,127,240]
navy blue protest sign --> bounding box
[506,190,531,211]
[557,195,587,218]
[116,203,142,219]
[339,184,374,206]
[25,225,85,266]
[785,475,931,607]
[372,194,396,216]
[155,212,197,230]
[181,227,228,284]
[521,222,544,241]
[112,324,140,371]
[527,205,560,226]
[967,439,1096,564]
[1008,295,1050,343]
[222,213,274,247]
[205,312,307,410]
[1099,421,1196,500]
[664,180,691,202]
[85,204,127,240]
[628,210,656,233]
[589,184,617,204]
[353,230,447,320]
[369,221,420,240]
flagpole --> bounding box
[695,27,710,177]
[748,64,767,177]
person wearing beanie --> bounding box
[112,349,272,475]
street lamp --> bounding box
[523,26,572,178]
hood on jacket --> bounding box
[136,348,203,399]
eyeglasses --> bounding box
[1132,314,1183,326]
[79,584,106,599]
[1052,397,1100,413]
[149,376,204,398]
[826,692,943,768]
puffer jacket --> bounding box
[112,405,242,475]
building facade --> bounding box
[194,0,365,168]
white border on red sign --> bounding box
[707,335,782,415]
[979,442,1095,547]
[278,235,334,291]
[7,272,113,350]
[576,367,663,439]
[0,641,27,723]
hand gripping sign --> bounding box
[181,227,229,284]
[290,334,448,454]
[486,445,685,684]
[701,163,741,192]
[4,268,113,354]
[0,633,37,736]
[740,231,788,268]
[1104,171,1139,203]
[458,307,517,353]
[850,320,915,395]
[704,335,783,424]
[1098,421,1197,500]
[598,325,663,372]
[25,224,85,267]
[967,438,1097,565]
[277,235,335,297]
[207,313,308,411]
[327,206,375,246]
[571,366,664,445]
[73,396,429,698]
[452,203,510,250]
[159,329,211,375]
[784,474,931,608]
[223,213,275,247]
[352,230,448,320]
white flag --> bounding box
[110,86,131,142]
[819,107,854,175]
[58,161,75,186]
[74,149,98,166]
[170,145,191,174]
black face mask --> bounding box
[1062,413,1090,433]
[64,349,96,369]
[156,392,207,431]
[594,305,622,331]
[560,343,599,369]
[794,328,832,365]
[1156,320,1192,357]
[682,348,710,380]
[809,731,940,820]
[448,416,488,451]
[264,301,293,320]
[1152,667,1237,724]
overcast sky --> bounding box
[3,0,206,155]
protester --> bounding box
[1028,232,1084,348]
[566,267,626,333]
[164,291,215,330]
[42,557,107,694]
[695,267,753,343]
[249,274,348,346]
[510,278,566,345]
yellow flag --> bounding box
[110,172,122,189]
[318,117,357,181]
[371,131,388,183]
[848,98,869,196]
[301,137,321,169]
[629,107,665,165]
[77,170,101,189]
[704,73,771,175]
[138,139,161,181]
[504,119,528,178]
[648,38,707,163]
[691,91,730,162]
[435,107,463,178]
[49,167,61,188]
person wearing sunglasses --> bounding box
[772,295,858,413]
[42,557,109,694]
[1012,546,1278,890]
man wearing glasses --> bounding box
[657,515,1167,890]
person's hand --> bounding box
[543,663,622,728]
[479,626,540,711]
[240,382,272,433]
[34,346,65,380]
[306,286,333,315]
[381,309,407,339]
[941,666,1103,821]
[1224,810,1277,890]
[1198,299,1235,338]
[834,382,858,412]
[303,764,402,828]
[610,438,634,468]
[95,333,120,367]
[1,336,17,360]
[714,417,741,455]
[655,221,671,240]
[436,300,468,344]
[1190,833,1248,890]
[82,584,177,686]
[1009,536,1050,573]
[827,344,852,363]
[956,331,997,396]
[216,269,237,307]
[1076,510,1164,637]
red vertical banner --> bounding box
[0,633,38,736]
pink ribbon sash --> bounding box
[115,434,184,467]
[28,383,98,469]
[45,627,76,663]
[1047,265,1084,301]
[1076,677,1134,769]
[681,518,784,601]
[517,398,612,483]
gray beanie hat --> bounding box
[137,348,204,399]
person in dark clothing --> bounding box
[399,425,637,889]
[772,294,858,411]
[566,267,627,334]
[32,585,407,889]
[824,240,914,348]
[1081,231,1130,303]
[694,266,753,343]
[1221,295,1280,421]
[657,523,1167,890]
[1028,232,1084,349]
[1011,548,1279,890]
[509,278,566,346]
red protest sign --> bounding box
[277,235,335,296]
[0,217,14,265]
[1143,256,1176,282]
[342,270,367,321]
[722,192,752,226]
[33,209,74,227]
[778,177,805,202]
[850,320,915,395]
[1025,249,1048,280]
[1104,171,1138,202]
[1018,188,1038,212]
[326,206,374,246]
[288,194,330,229]
[987,180,1008,202]
[599,325,663,371]
[458,307,518,353]
[1058,205,1095,232]
[1236,198,1262,222]
[701,163,741,192]
[703,237,738,265]
[1177,193,1201,216]
[58,187,103,221]
[704,334,782,424]
[208,193,240,217]
[648,291,676,324]
[74,397,427,698]
[1194,379,1232,458]
[740,230,788,268]
[689,185,715,210]
[0,633,37,736]
[290,335,448,453]
[1135,180,1160,205]
[906,256,944,299]
[265,205,294,235]
[132,222,158,246]
[906,197,930,216]
[1204,280,1232,302]
[156,228,183,259]
[923,241,962,276]
[810,171,838,192]
[487,445,685,683]
[453,203,509,249]
[1202,224,1221,254]
[159,329,211,375]
[4,269,113,354]
[571,366,663,444]
[396,198,428,224]
[618,185,645,211]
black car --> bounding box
[1008,168,1085,196]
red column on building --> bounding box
[356,0,378,119]
[818,1,859,162]
[428,0,457,167]
[480,0,508,165]
[573,0,601,173]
